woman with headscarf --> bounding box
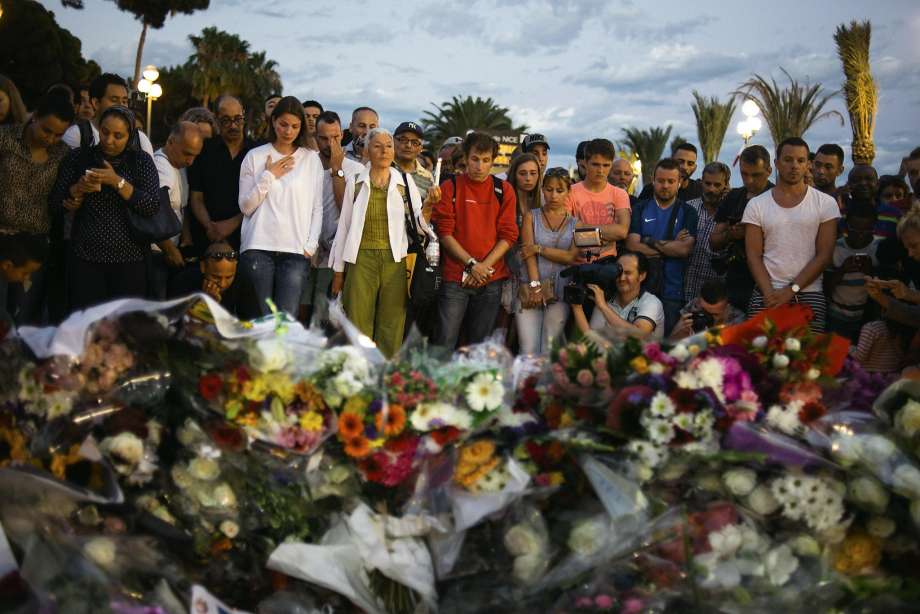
[49,105,160,310]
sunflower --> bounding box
[374,404,406,437]
[344,435,371,459]
[338,411,364,440]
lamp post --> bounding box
[736,99,762,147]
[137,65,162,139]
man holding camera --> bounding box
[669,278,745,340]
[571,251,665,339]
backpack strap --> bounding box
[77,120,94,150]
[399,171,424,251]
[492,175,504,205]
[664,201,683,241]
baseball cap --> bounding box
[522,133,550,152]
[394,121,424,138]
[442,136,463,146]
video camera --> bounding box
[560,256,622,305]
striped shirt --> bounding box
[828,237,879,322]
[851,320,904,373]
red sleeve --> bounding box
[497,180,519,244]
[433,178,456,237]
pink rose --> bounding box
[576,369,594,387]
[622,597,645,614]
[594,595,615,609]
[558,348,569,367]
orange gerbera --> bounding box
[338,411,364,440]
[344,435,371,458]
[374,404,406,437]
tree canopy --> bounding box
[622,126,673,185]
[0,0,100,106]
[421,96,527,151]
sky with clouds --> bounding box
[42,0,920,177]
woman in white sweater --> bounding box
[238,96,324,316]
[330,128,431,356]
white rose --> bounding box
[512,553,548,584]
[772,354,790,369]
[867,516,896,539]
[788,534,821,557]
[848,476,889,513]
[669,344,690,361]
[708,524,743,557]
[188,457,220,482]
[784,338,801,352]
[567,516,609,556]
[806,368,821,380]
[83,537,117,569]
[250,338,289,372]
[764,544,799,586]
[220,520,240,539]
[752,336,768,349]
[895,400,920,438]
[860,435,897,468]
[722,468,758,497]
[747,484,781,515]
[102,432,144,465]
[504,525,543,558]
[892,464,920,499]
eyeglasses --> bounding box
[204,250,239,261]
[396,137,422,147]
[219,116,245,127]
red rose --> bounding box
[798,401,827,425]
[198,374,223,401]
[430,427,460,447]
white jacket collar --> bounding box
[355,165,407,187]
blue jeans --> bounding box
[240,249,310,316]
[435,280,502,349]
[516,302,569,355]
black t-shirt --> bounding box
[186,137,256,255]
[712,182,774,285]
[638,178,703,203]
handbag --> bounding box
[519,210,568,308]
[126,185,182,244]
[398,173,440,309]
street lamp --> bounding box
[136,66,162,139]
[736,99,762,146]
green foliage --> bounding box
[421,95,527,151]
[734,68,843,147]
[670,134,689,153]
[690,91,737,165]
[0,0,100,106]
[107,0,210,29]
[621,126,673,185]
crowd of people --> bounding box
[2,71,920,376]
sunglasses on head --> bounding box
[544,167,570,179]
[204,250,239,261]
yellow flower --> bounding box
[242,377,269,402]
[630,356,649,375]
[558,412,574,429]
[343,395,369,417]
[299,411,324,432]
[459,440,496,465]
[834,532,881,575]
[546,472,565,486]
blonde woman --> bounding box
[330,128,432,357]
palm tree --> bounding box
[421,96,527,151]
[243,50,282,136]
[690,91,736,164]
[621,126,672,185]
[670,134,689,153]
[734,68,843,147]
[835,20,877,164]
[187,27,250,108]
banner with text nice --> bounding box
[483,130,525,174]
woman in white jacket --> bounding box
[238,96,324,316]
[330,128,431,356]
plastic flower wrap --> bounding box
[502,505,550,585]
[309,345,377,410]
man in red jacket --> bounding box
[433,132,519,348]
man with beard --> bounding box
[304,111,364,324]
[187,96,255,256]
[638,142,703,204]
[742,137,838,332]
[710,145,774,311]
[683,162,730,302]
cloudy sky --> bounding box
[43,0,920,177]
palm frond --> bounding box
[690,91,737,164]
[835,20,878,163]
[622,125,672,184]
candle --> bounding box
[433,157,442,186]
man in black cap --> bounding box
[521,133,550,173]
[394,121,434,202]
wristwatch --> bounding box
[464,258,477,272]
[116,177,126,190]
[790,283,801,295]
[331,168,344,178]
[529,280,542,290]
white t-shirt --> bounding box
[62,122,155,158]
[317,157,365,266]
[590,291,665,339]
[741,186,839,292]
[238,143,325,255]
[152,149,187,248]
